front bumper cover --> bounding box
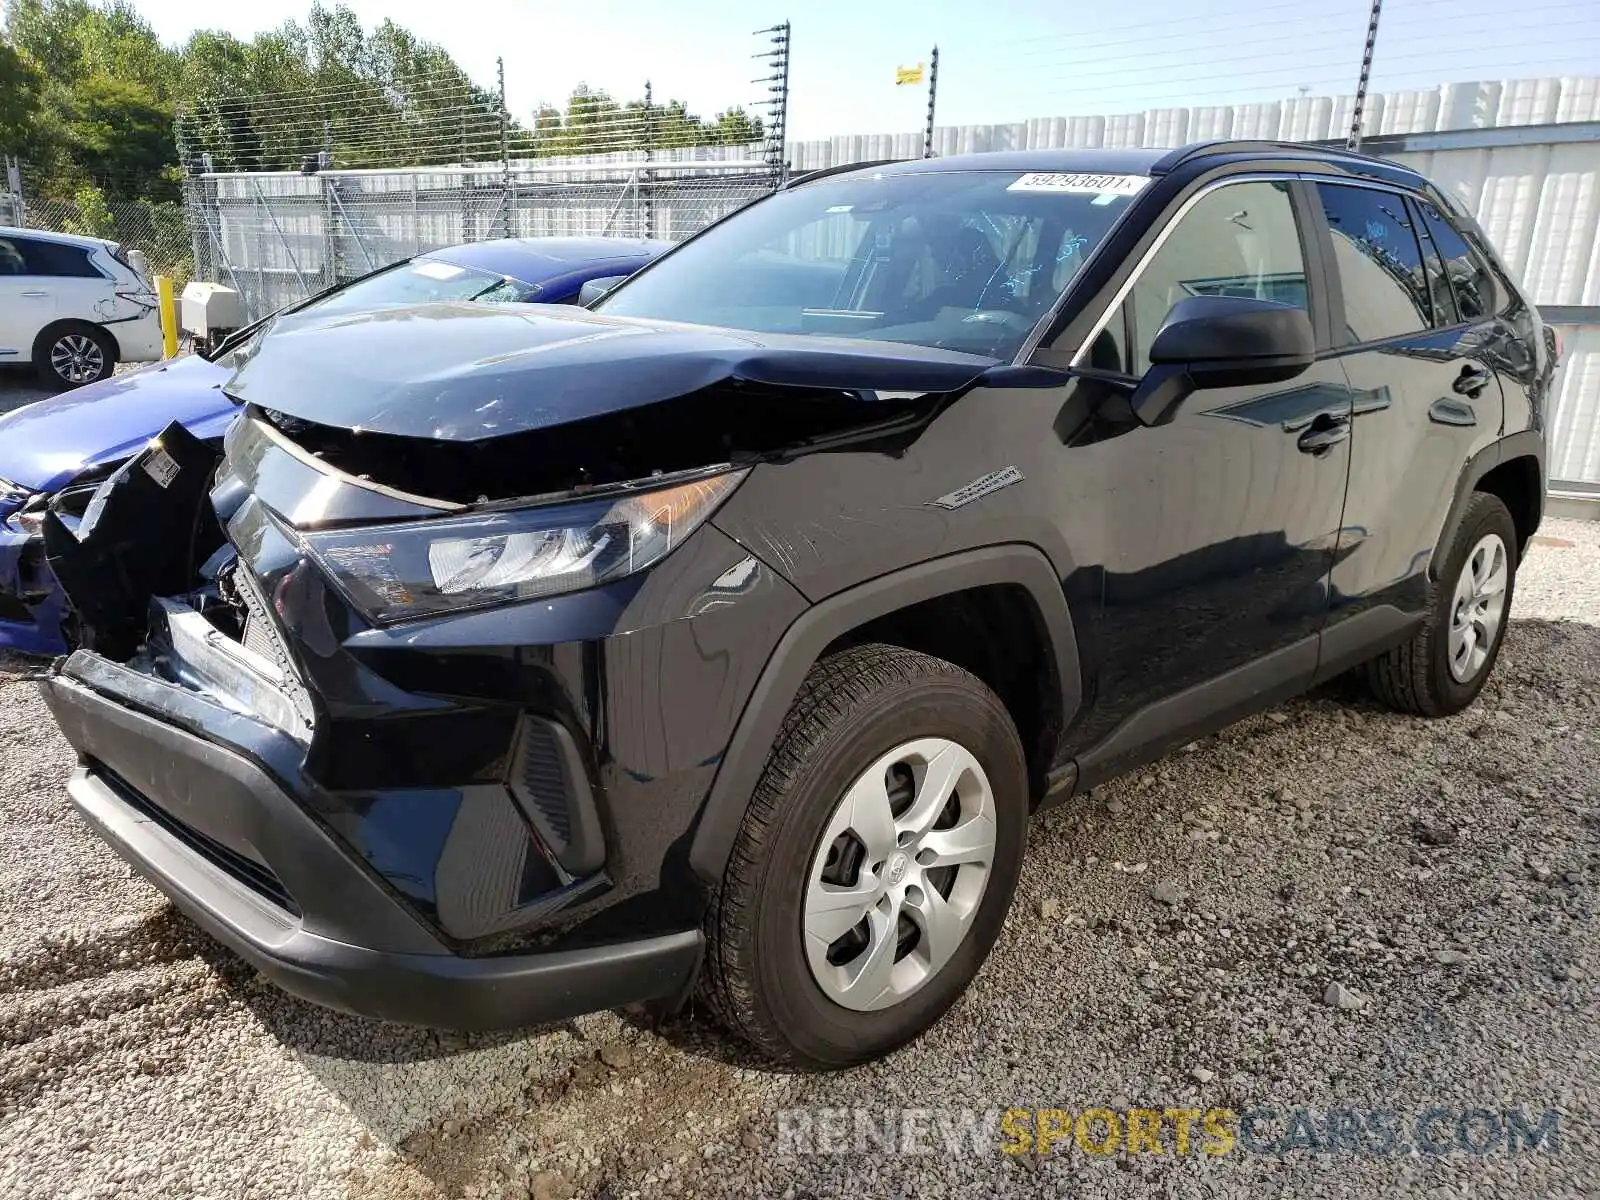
[40,661,702,1030]
[0,524,66,656]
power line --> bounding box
[965,17,1599,90]
[953,35,1600,111]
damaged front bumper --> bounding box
[0,519,68,656]
[41,653,701,1029]
[35,414,805,1029]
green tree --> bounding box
[711,107,763,147]
[62,181,113,235]
[3,0,94,81]
[63,73,177,199]
[525,87,766,157]
[0,40,45,155]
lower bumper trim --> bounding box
[67,763,702,1031]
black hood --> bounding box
[223,302,999,442]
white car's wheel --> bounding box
[34,324,116,390]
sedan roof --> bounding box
[424,236,670,282]
[0,225,113,250]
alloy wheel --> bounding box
[50,334,105,384]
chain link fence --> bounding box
[184,156,776,320]
[5,188,195,286]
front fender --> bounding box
[685,542,1082,887]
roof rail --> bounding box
[1148,139,1414,176]
[783,159,905,188]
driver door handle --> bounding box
[1296,412,1350,456]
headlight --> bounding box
[301,469,747,624]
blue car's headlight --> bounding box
[0,478,31,509]
[300,469,746,624]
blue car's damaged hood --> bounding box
[224,303,1000,441]
[0,354,235,494]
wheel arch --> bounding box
[1430,429,1545,580]
[686,543,1082,887]
[30,317,112,357]
[31,318,116,385]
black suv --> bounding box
[38,142,1552,1069]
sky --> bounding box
[130,0,1600,140]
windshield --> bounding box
[596,169,1141,358]
[299,258,541,316]
[208,256,541,364]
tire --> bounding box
[700,643,1028,1068]
[33,323,116,390]
[1365,491,1518,717]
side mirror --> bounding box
[579,275,630,307]
[1129,295,1315,427]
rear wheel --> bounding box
[34,323,116,390]
[1365,491,1518,716]
[700,643,1028,1068]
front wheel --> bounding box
[34,324,116,389]
[1366,491,1518,716]
[700,643,1028,1068]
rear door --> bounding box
[1312,180,1504,636]
[1413,197,1541,438]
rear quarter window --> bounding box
[5,238,106,278]
[1414,199,1504,321]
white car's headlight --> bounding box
[300,469,746,624]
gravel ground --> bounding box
[1,519,1596,1200]
[0,369,54,418]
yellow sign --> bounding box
[895,64,924,86]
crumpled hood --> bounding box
[223,303,999,442]
[0,353,234,493]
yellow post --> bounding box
[155,275,179,359]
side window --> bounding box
[1314,183,1431,342]
[1119,181,1308,375]
[0,238,24,275]
[1415,199,1499,321]
[1409,198,1459,327]
[5,237,102,278]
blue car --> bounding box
[0,236,667,654]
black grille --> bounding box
[96,765,300,916]
[227,565,316,736]
[517,721,573,843]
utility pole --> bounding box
[643,79,654,237]
[923,46,940,159]
[754,22,791,189]
[1346,0,1383,151]
[497,55,512,237]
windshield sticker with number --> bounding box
[1007,172,1150,197]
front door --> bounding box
[0,234,48,362]
[1057,178,1354,760]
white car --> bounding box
[0,226,163,389]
